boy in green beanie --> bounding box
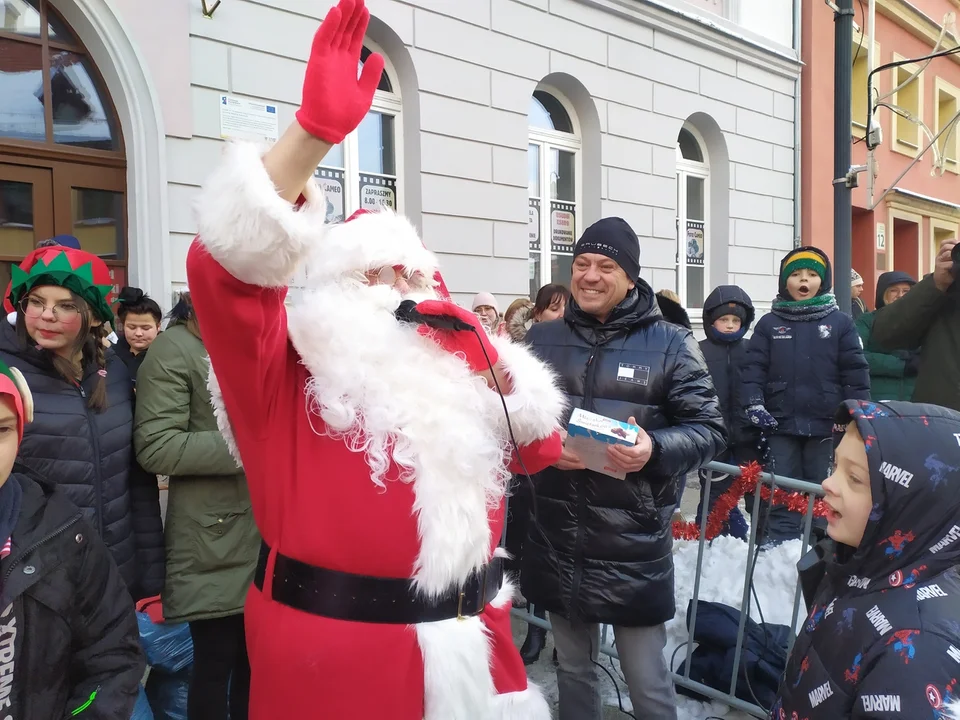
[741,246,870,543]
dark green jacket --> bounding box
[133,323,259,624]
[871,274,960,411]
[855,311,917,402]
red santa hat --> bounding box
[305,204,450,300]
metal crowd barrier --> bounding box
[510,460,825,719]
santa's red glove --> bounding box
[295,0,385,145]
[415,300,499,373]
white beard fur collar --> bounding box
[287,278,511,599]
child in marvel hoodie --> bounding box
[773,400,960,720]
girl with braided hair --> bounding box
[0,247,164,601]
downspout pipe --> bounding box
[834,0,855,315]
[793,0,802,249]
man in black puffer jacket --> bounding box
[522,217,726,720]
[774,400,960,720]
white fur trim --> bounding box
[486,686,551,720]
[195,141,327,287]
[418,614,495,720]
[206,359,243,467]
[302,208,438,282]
[489,576,515,609]
[946,701,960,720]
[417,581,549,720]
[287,280,511,599]
[488,335,566,446]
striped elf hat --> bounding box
[8,247,115,324]
[0,359,33,443]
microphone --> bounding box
[394,300,473,332]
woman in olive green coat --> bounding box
[134,293,259,720]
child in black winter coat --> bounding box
[774,400,960,720]
[0,358,144,719]
[741,247,870,543]
[697,285,758,539]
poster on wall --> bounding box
[219,95,279,143]
[108,266,126,301]
[529,199,540,251]
[359,174,397,211]
[550,201,576,253]
[314,167,345,223]
[686,221,705,266]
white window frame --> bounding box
[891,53,924,157]
[528,86,582,294]
[934,77,960,174]
[675,124,710,312]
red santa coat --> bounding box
[186,142,565,720]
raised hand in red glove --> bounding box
[296,0,385,145]
[415,300,500,373]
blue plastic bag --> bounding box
[130,685,155,720]
[145,669,190,720]
[137,612,194,674]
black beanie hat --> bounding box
[707,302,748,326]
[573,218,641,283]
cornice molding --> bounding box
[585,0,801,78]
[886,189,960,220]
[876,0,960,68]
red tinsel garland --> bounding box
[672,461,828,542]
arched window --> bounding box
[528,88,581,297]
[676,126,709,309]
[0,0,126,297]
[314,42,401,222]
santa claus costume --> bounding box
[186,2,565,718]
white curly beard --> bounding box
[286,277,512,598]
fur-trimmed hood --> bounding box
[506,304,535,342]
[655,291,691,329]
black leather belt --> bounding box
[253,541,503,624]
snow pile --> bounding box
[664,536,807,720]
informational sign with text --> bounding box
[219,95,279,143]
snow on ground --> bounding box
[519,534,809,719]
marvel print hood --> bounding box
[829,400,960,593]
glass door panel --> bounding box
[0,160,53,313]
[0,161,53,256]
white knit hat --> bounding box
[851,269,864,287]
[472,291,499,313]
